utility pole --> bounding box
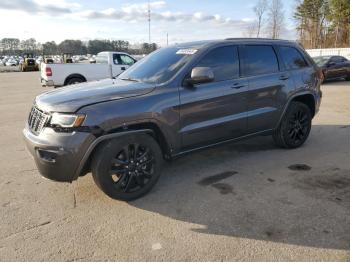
[148,0,151,44]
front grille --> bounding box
[27,59,35,66]
[28,106,49,134]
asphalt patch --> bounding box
[211,183,234,195]
[305,175,350,190]
[288,164,312,171]
[197,171,237,186]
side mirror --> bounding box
[327,61,336,67]
[185,67,214,86]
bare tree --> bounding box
[267,0,284,39]
[253,0,268,37]
[244,22,258,37]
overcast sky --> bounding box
[0,0,297,46]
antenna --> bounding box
[148,0,151,44]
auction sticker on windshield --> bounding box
[176,49,198,55]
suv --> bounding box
[23,39,323,201]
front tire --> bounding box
[273,101,312,149]
[91,133,163,201]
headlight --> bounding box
[50,113,85,128]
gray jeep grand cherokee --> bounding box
[23,39,323,201]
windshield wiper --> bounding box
[120,77,139,82]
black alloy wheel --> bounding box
[109,143,155,193]
[92,134,162,201]
[273,101,312,148]
[286,108,309,144]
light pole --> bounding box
[148,0,151,44]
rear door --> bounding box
[241,45,295,133]
[179,45,248,149]
[278,45,316,93]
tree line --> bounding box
[0,38,158,56]
[248,0,350,49]
[294,0,350,48]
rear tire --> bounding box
[273,101,312,149]
[66,77,84,85]
[91,133,163,201]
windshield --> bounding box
[313,56,331,66]
[118,47,195,84]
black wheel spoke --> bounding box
[141,157,154,165]
[108,142,156,193]
[300,115,308,123]
[110,167,128,175]
[113,172,127,186]
[112,158,128,165]
[123,174,134,192]
[137,148,150,161]
[123,145,130,162]
[140,170,152,179]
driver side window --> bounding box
[113,54,136,66]
[120,55,135,66]
[196,46,239,82]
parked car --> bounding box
[40,51,137,87]
[24,38,323,201]
[313,55,350,81]
[5,59,18,66]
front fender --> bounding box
[73,129,153,180]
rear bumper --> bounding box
[23,126,95,182]
[41,78,54,87]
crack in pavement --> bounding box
[0,221,51,241]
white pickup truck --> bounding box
[40,52,137,87]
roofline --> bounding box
[226,37,281,41]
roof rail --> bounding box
[225,37,285,41]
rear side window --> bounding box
[96,53,108,64]
[331,56,346,63]
[196,46,239,82]
[244,45,279,76]
[279,46,308,70]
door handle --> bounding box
[279,74,289,80]
[231,83,246,89]
[121,67,126,71]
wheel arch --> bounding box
[291,94,316,117]
[276,92,316,129]
[64,74,87,85]
[74,122,172,180]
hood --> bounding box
[36,78,155,113]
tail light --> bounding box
[45,67,52,77]
[316,67,324,82]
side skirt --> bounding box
[171,129,274,159]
